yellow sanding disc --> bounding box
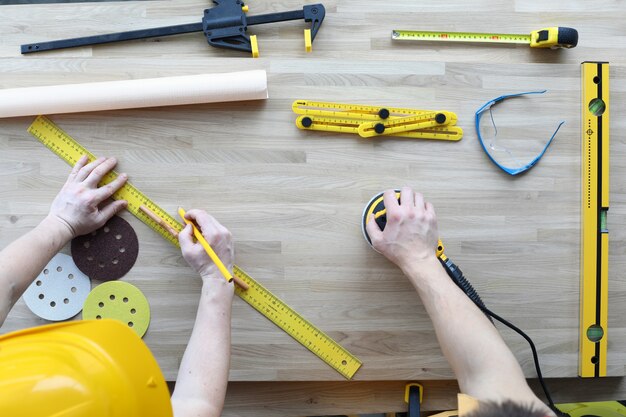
[83,281,150,337]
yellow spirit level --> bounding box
[580,61,609,378]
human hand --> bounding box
[47,155,128,239]
[178,210,234,283]
[365,187,439,272]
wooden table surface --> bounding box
[1,0,625,405]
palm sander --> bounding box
[361,190,400,247]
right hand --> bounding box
[178,210,234,282]
[365,187,439,272]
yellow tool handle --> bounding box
[530,27,578,48]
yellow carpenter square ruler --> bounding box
[293,100,463,141]
[294,99,434,119]
[28,115,362,380]
[392,27,578,49]
[579,62,609,378]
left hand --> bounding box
[47,155,128,238]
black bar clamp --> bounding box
[21,0,325,57]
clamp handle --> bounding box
[303,4,325,42]
[405,383,423,417]
[204,1,325,55]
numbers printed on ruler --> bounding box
[28,115,362,380]
[234,267,361,379]
[293,99,463,141]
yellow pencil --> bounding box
[178,207,248,290]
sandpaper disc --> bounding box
[82,281,151,337]
[23,253,91,321]
[71,215,139,281]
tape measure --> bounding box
[579,62,609,378]
[293,100,463,141]
[28,115,362,380]
[392,26,578,49]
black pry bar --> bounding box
[21,0,325,55]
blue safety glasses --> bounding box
[475,90,564,176]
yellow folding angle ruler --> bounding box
[392,27,578,49]
[27,115,362,380]
[579,62,609,378]
[293,99,463,141]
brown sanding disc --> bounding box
[71,215,139,281]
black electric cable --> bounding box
[365,198,566,416]
[439,257,568,417]
[439,257,493,324]
[479,305,559,414]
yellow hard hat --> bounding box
[0,319,173,417]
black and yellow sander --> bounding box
[361,190,491,321]
[361,190,399,247]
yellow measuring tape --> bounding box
[579,62,609,378]
[293,100,463,141]
[392,27,578,49]
[27,115,362,380]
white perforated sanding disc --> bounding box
[23,253,91,321]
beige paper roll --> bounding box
[0,70,268,118]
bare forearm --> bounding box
[0,216,72,325]
[172,279,233,417]
[403,257,540,402]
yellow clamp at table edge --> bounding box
[404,382,424,404]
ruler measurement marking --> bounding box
[29,116,362,380]
[299,116,462,140]
[294,100,462,141]
[392,30,530,44]
[234,267,361,379]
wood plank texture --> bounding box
[0,0,625,397]
[220,378,626,417]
